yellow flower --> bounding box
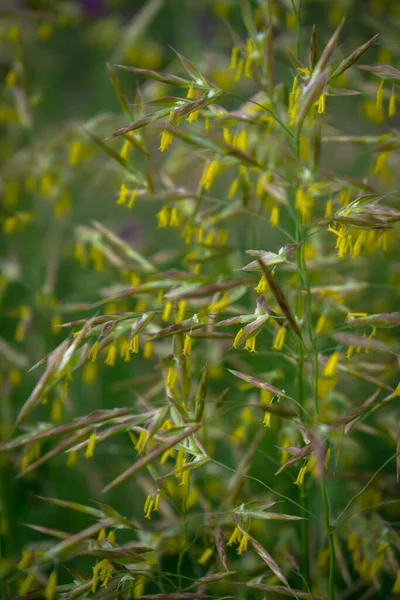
[391,382,400,397]
[237,532,249,555]
[227,525,241,546]
[295,187,313,222]
[143,340,153,359]
[315,314,327,335]
[117,183,128,205]
[104,344,117,366]
[389,92,396,117]
[376,80,384,110]
[294,465,307,486]
[85,433,96,458]
[233,130,247,152]
[129,335,139,354]
[182,334,192,356]
[263,411,271,428]
[156,205,170,227]
[244,335,256,352]
[120,139,130,159]
[127,190,137,209]
[69,141,82,166]
[229,47,238,70]
[162,299,173,321]
[197,547,213,565]
[322,352,340,378]
[88,341,99,362]
[176,299,186,322]
[272,326,286,351]
[92,559,113,592]
[67,450,77,467]
[316,93,326,114]
[228,178,239,199]
[187,110,199,123]
[324,199,333,217]
[166,366,177,389]
[269,205,279,227]
[159,130,173,152]
[288,76,301,126]
[254,275,268,293]
[235,58,244,81]
[233,328,244,348]
[144,495,155,519]
[200,160,221,191]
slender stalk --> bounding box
[296,0,303,61]
[297,342,311,586]
[295,221,311,592]
[293,7,311,589]
[295,124,336,600]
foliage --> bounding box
[0,1,400,600]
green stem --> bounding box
[295,227,311,592]
[298,176,336,600]
[296,0,303,60]
[321,483,336,600]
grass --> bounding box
[0,1,400,599]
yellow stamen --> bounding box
[294,465,307,486]
[143,340,153,359]
[244,335,256,352]
[325,199,333,217]
[162,300,173,321]
[229,47,238,70]
[120,139,130,159]
[315,314,327,335]
[182,334,192,356]
[159,130,173,152]
[176,299,186,322]
[237,532,249,555]
[144,495,154,519]
[129,335,139,354]
[197,547,213,565]
[322,352,340,378]
[263,411,271,428]
[376,80,384,110]
[269,205,279,227]
[227,526,242,546]
[156,205,170,227]
[235,58,244,81]
[127,190,137,209]
[85,433,96,458]
[391,382,400,397]
[88,341,99,362]
[69,141,82,166]
[228,178,239,199]
[104,344,117,366]
[166,366,177,389]
[316,93,326,114]
[200,160,221,191]
[272,326,286,351]
[254,275,269,294]
[389,92,396,117]
[116,183,128,205]
[233,328,244,349]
